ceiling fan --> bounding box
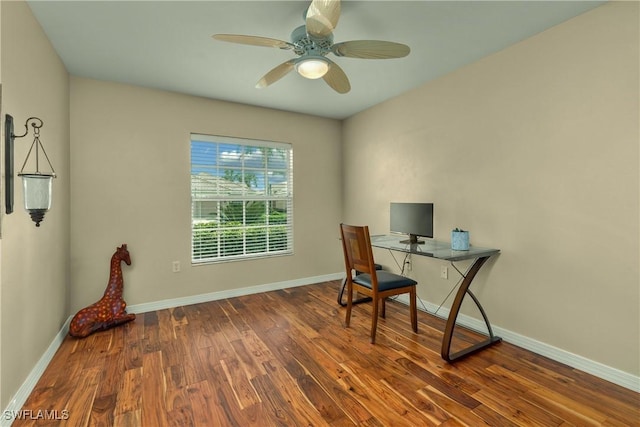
[212,0,410,94]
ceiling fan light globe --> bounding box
[296,58,329,79]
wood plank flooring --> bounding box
[13,281,640,426]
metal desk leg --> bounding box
[338,265,382,307]
[337,276,372,307]
[441,256,502,362]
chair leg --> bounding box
[381,297,386,318]
[410,287,418,333]
[345,282,353,328]
[370,297,379,344]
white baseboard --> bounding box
[126,273,344,314]
[1,316,72,427]
[3,273,637,425]
[393,294,640,393]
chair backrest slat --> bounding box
[340,223,376,277]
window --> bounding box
[191,134,293,263]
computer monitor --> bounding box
[390,202,434,244]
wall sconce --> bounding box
[5,115,57,227]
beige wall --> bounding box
[1,0,638,409]
[0,0,70,409]
[343,1,639,376]
[70,78,343,312]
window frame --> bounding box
[190,133,294,264]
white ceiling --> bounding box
[27,1,605,119]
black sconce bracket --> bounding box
[5,114,17,215]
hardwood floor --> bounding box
[14,281,639,426]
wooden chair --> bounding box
[339,223,418,344]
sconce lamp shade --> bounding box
[20,173,54,227]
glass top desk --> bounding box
[370,234,502,362]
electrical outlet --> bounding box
[172,261,181,273]
[440,265,448,279]
[406,259,412,272]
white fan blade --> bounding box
[213,34,294,50]
[323,59,350,94]
[256,60,296,88]
[306,0,341,38]
[332,40,410,59]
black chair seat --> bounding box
[337,264,382,307]
[353,271,417,291]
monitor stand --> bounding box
[399,234,425,245]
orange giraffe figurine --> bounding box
[69,244,136,338]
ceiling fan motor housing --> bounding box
[291,25,333,57]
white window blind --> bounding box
[191,134,293,262]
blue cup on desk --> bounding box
[451,229,470,251]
